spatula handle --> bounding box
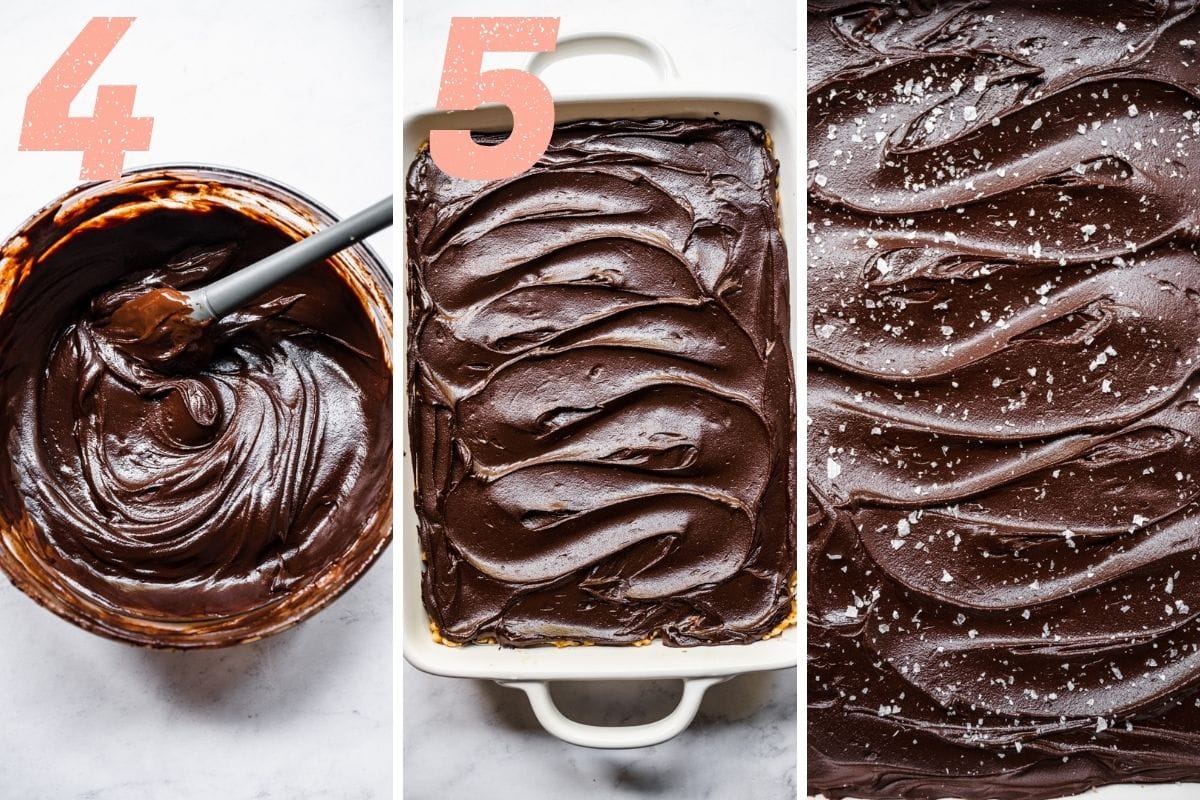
[188,196,393,320]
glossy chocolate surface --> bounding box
[407,119,796,646]
[0,178,391,639]
[808,1,1200,797]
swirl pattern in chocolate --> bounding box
[407,118,795,646]
[0,178,392,644]
[808,2,1200,797]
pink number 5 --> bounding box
[431,17,559,181]
[19,17,153,181]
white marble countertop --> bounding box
[1,552,392,800]
[401,2,797,797]
[0,2,391,798]
[404,664,797,800]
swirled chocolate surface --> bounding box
[407,118,795,646]
[0,186,391,630]
[808,1,1200,797]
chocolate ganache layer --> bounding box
[809,1,1200,798]
[407,119,796,646]
[0,174,392,645]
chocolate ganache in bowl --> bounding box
[0,167,392,648]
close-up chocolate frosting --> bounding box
[0,174,392,642]
[407,118,796,646]
[808,1,1200,798]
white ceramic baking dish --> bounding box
[401,32,799,749]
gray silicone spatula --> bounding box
[186,195,393,321]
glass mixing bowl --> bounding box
[0,165,392,648]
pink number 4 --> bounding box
[431,17,559,181]
[19,17,153,181]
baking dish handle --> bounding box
[497,676,729,749]
[525,32,680,88]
